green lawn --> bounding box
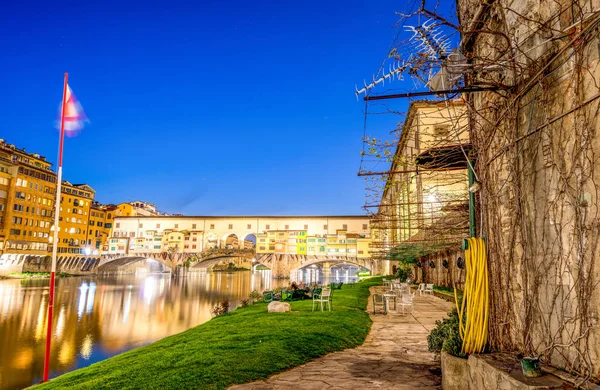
[36,277,381,390]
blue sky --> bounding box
[1,1,411,215]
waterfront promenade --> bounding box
[231,287,454,389]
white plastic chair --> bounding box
[417,283,426,296]
[373,293,386,314]
[399,292,415,315]
[312,288,332,312]
[424,284,434,295]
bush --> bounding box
[427,307,466,358]
[248,290,261,302]
[211,300,230,317]
[395,262,414,283]
[240,299,250,307]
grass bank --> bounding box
[36,277,382,389]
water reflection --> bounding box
[294,265,362,286]
[0,271,283,390]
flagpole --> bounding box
[43,72,68,383]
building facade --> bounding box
[55,182,96,255]
[0,141,56,259]
[457,0,600,377]
[88,202,117,254]
[108,216,373,257]
[374,100,470,260]
[116,201,159,217]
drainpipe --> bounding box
[468,162,476,238]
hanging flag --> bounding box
[56,85,88,135]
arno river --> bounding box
[0,272,286,389]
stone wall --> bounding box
[457,0,600,378]
[442,352,574,390]
[412,247,465,289]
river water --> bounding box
[0,271,285,389]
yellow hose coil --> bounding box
[454,237,489,354]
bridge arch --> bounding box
[97,256,172,275]
[222,233,239,249]
[241,233,256,248]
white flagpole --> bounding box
[43,72,68,383]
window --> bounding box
[156,223,160,228]
[185,236,190,240]
[342,224,347,230]
[129,232,135,237]
[13,204,24,212]
[363,224,368,230]
[323,224,328,230]
[266,224,270,229]
[268,245,275,250]
[192,224,196,229]
[304,224,308,230]
[358,250,364,255]
[192,245,197,249]
[247,224,251,229]
[210,224,215,229]
[259,246,266,250]
[228,224,233,229]
[175,224,179,229]
[15,191,25,199]
[116,223,120,228]
[0,190,6,198]
[192,237,197,242]
[89,220,95,226]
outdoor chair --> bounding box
[312,288,332,312]
[398,292,415,315]
[417,283,426,296]
[424,284,434,295]
[372,293,386,314]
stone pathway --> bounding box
[230,286,455,390]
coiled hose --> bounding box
[454,237,489,354]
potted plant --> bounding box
[519,354,542,377]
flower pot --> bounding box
[520,357,542,378]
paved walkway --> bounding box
[230,287,455,390]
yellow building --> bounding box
[116,201,159,217]
[375,99,470,259]
[56,182,95,255]
[0,141,56,257]
[257,229,368,257]
[88,202,117,254]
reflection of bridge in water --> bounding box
[96,248,380,278]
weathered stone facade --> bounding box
[458,0,600,378]
[412,247,466,289]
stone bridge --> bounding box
[0,253,100,276]
[97,249,381,278]
[97,249,256,275]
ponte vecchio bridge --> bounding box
[94,215,388,278]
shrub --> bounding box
[427,307,466,358]
[395,262,414,283]
[211,300,230,317]
[240,299,250,307]
[248,290,261,302]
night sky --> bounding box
[1,0,407,215]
